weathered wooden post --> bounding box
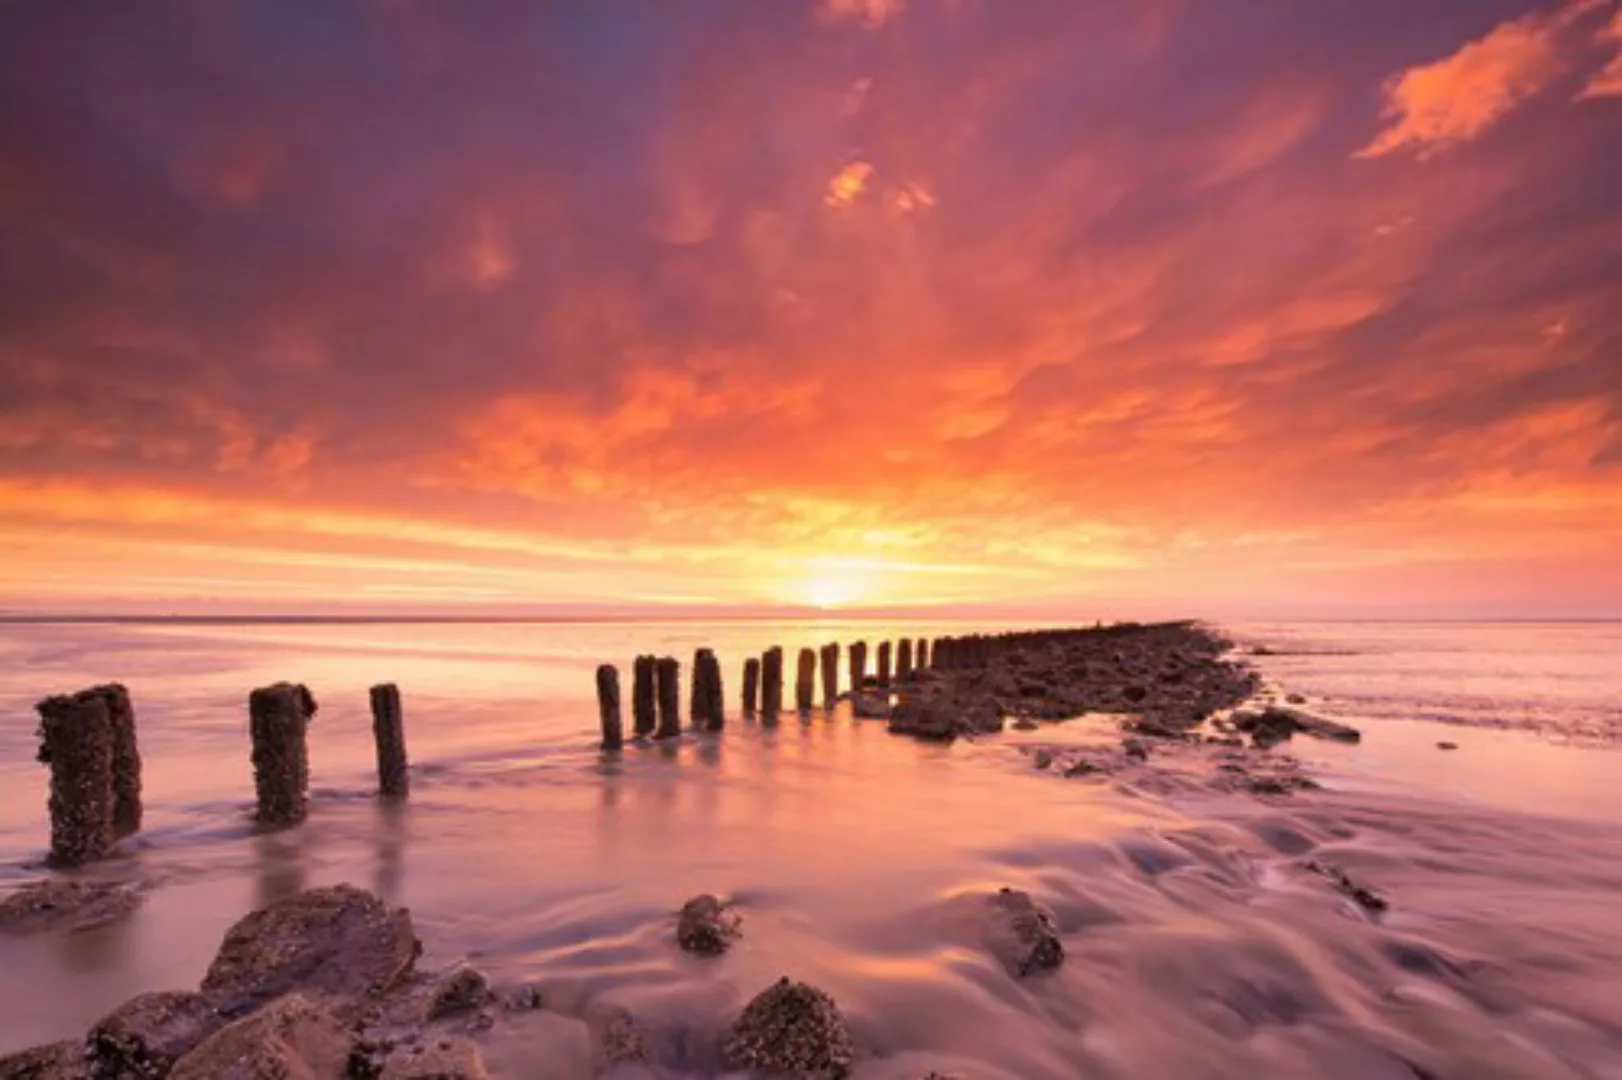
[762,647,784,716]
[742,657,761,714]
[849,641,868,690]
[248,682,316,827]
[897,638,913,680]
[795,648,816,712]
[83,684,142,835]
[691,648,723,731]
[655,657,682,739]
[369,682,410,796]
[820,642,839,707]
[34,691,115,866]
[877,641,892,685]
[633,655,657,737]
[917,638,930,672]
[595,666,623,750]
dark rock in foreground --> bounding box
[201,883,420,1017]
[0,880,141,936]
[168,993,350,1079]
[676,893,741,956]
[723,977,855,1079]
[0,1040,86,1080]
[986,888,1064,976]
[86,991,223,1079]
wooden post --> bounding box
[849,641,868,691]
[691,648,723,731]
[369,683,410,796]
[819,642,839,707]
[34,691,116,866]
[655,657,681,739]
[877,641,892,685]
[761,647,784,716]
[248,682,316,827]
[595,666,623,750]
[81,684,142,836]
[795,648,816,712]
[742,657,761,714]
[897,638,913,680]
[916,638,930,672]
[632,655,657,737]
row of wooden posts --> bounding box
[31,631,1018,868]
[592,632,999,749]
[32,679,406,868]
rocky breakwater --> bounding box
[870,622,1260,743]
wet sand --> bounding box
[2,619,1621,1076]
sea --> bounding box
[1,618,1619,1077]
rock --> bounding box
[1245,774,1321,797]
[592,1008,646,1066]
[377,1038,488,1080]
[500,984,544,1012]
[426,966,492,1021]
[676,894,740,955]
[201,884,420,1016]
[1032,750,1054,770]
[1307,859,1389,914]
[849,692,892,720]
[0,1040,87,1080]
[1232,707,1360,745]
[0,880,141,936]
[986,888,1064,976]
[169,993,351,1080]
[1063,758,1106,778]
[1122,685,1148,703]
[1436,741,1458,751]
[888,696,1001,741]
[86,991,223,1079]
[1128,715,1183,739]
[722,978,855,1079]
[1121,737,1149,761]
[1285,693,1306,705]
[1010,718,1039,731]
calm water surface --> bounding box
[1,618,1620,1077]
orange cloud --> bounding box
[824,161,874,206]
[1359,1,1598,158]
[1578,9,1622,97]
[819,0,905,29]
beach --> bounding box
[2,618,1621,1077]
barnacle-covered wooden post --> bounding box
[34,690,116,866]
[248,682,317,827]
[369,682,410,796]
[595,666,623,750]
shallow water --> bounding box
[2,618,1621,1077]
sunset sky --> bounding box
[2,1,1620,618]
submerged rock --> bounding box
[591,1007,646,1066]
[425,966,493,1021]
[169,993,351,1080]
[1232,707,1361,746]
[0,880,141,936]
[86,991,223,1079]
[201,884,420,1016]
[986,888,1064,977]
[1307,859,1389,914]
[723,978,855,1079]
[676,894,740,956]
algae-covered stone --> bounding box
[0,1040,87,1080]
[169,993,351,1080]
[86,991,222,1079]
[676,894,740,956]
[723,977,854,1079]
[0,880,141,936]
[201,884,419,1016]
[987,888,1064,977]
